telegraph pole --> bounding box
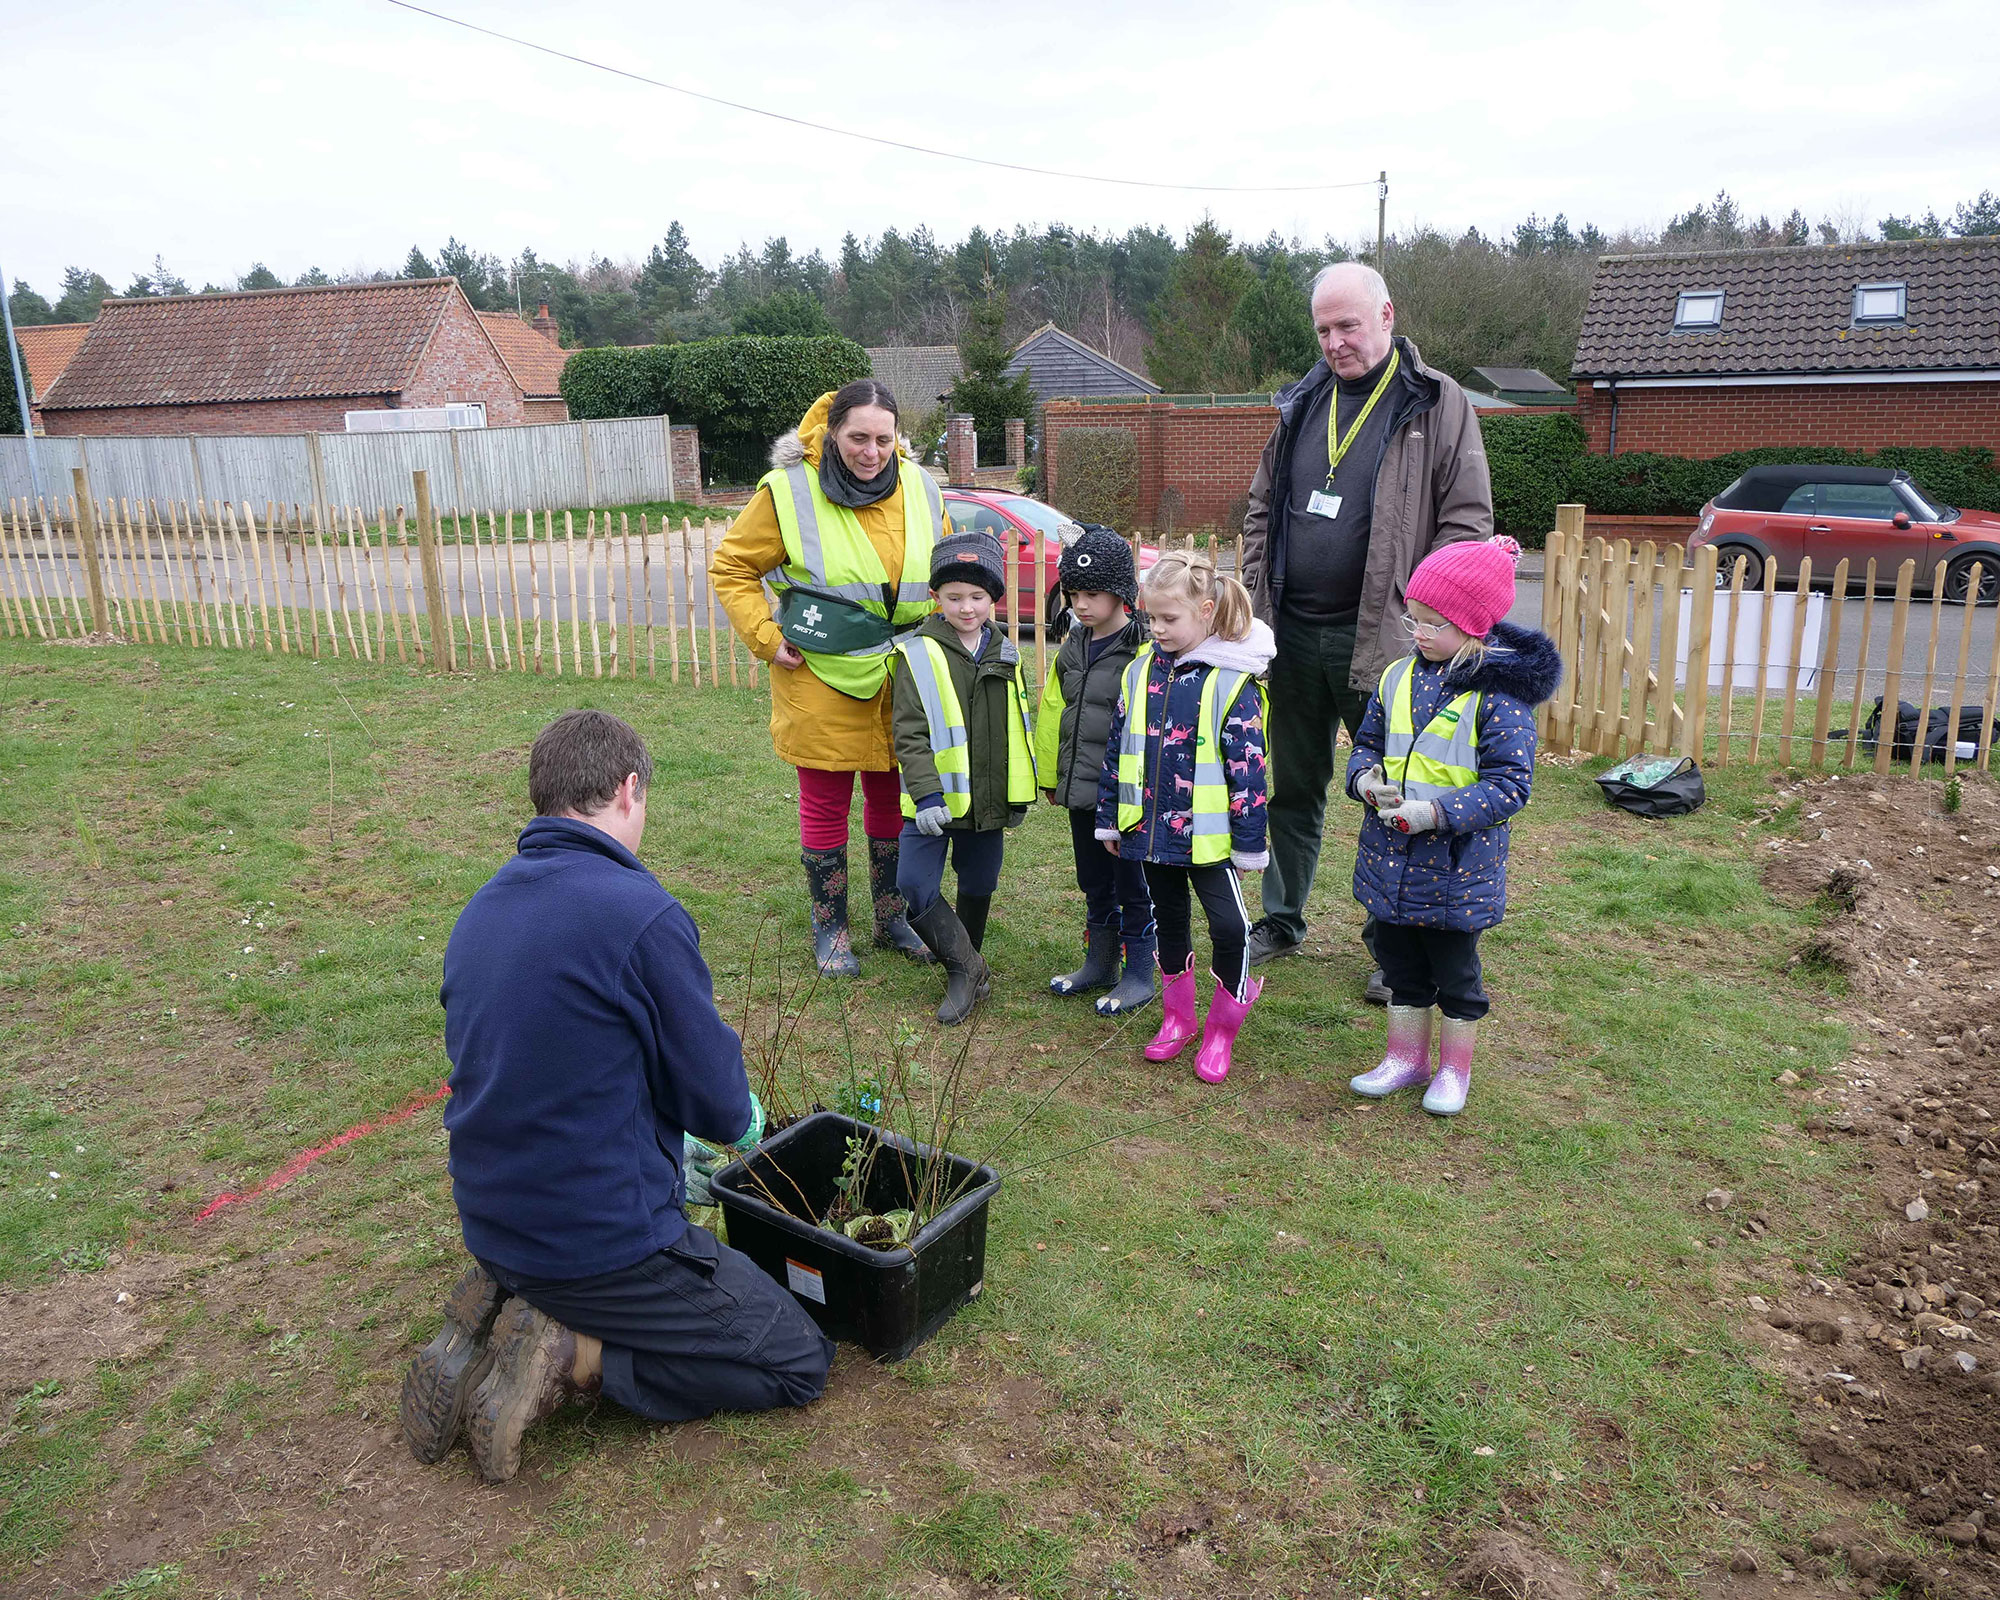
[0,246,42,503]
[1377,171,1389,276]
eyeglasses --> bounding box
[1398,613,1451,640]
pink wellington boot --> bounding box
[1144,964,1200,1061]
[1194,974,1264,1084]
[1349,1005,1436,1098]
[1422,1015,1477,1117]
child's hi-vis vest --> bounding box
[1379,653,1482,800]
[1113,644,1253,866]
[893,635,1038,818]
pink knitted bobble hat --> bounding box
[1403,536,1523,639]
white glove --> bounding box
[914,804,950,837]
[1355,764,1402,809]
[1377,797,1439,835]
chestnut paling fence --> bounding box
[1541,505,2000,776]
[0,469,1255,693]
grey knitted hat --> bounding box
[929,530,1007,600]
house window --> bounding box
[1673,291,1724,330]
[1853,282,1907,324]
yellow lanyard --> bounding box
[1324,347,1400,489]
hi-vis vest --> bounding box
[894,634,1038,819]
[1379,654,1482,801]
[762,459,942,699]
[1113,644,1255,865]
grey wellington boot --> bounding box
[1051,924,1121,997]
[1096,934,1159,1015]
[911,897,990,1026]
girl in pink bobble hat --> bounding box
[1342,536,1562,1117]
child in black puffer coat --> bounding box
[1345,537,1562,1117]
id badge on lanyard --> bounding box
[1307,489,1342,519]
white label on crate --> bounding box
[785,1258,826,1304]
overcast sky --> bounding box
[9,0,1999,298]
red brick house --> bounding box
[14,322,90,431]
[1571,238,2000,456]
[38,278,529,436]
[477,303,570,422]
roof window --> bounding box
[1853,282,1907,324]
[1673,291,1724,330]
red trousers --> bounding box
[797,766,903,850]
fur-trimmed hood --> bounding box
[768,389,835,470]
[1176,617,1276,677]
[1444,619,1563,705]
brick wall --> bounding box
[670,423,703,504]
[946,414,976,485]
[45,396,374,436]
[1575,381,2000,456]
[1043,399,1277,531]
[402,295,527,425]
[1004,418,1025,469]
[522,398,569,423]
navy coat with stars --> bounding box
[1344,620,1563,931]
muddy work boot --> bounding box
[400,1262,507,1464]
[867,838,932,964]
[1349,1005,1436,1098]
[466,1299,603,1484]
[801,846,861,977]
[1423,1015,1478,1117]
[1096,934,1158,1016]
[1050,924,1120,997]
[910,897,990,1027]
[1144,963,1201,1061]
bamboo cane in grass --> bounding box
[1844,559,1877,770]
[565,511,582,678]
[621,513,635,680]
[397,509,422,665]
[641,514,658,680]
[473,511,497,671]
[1034,528,1047,687]
[1942,562,1981,778]
[1778,556,1812,765]
[703,520,722,685]
[1810,559,1849,766]
[1909,561,1948,776]
[1875,561,1917,775]
[1746,551,1778,762]
[680,519,700,687]
[37,498,83,636]
[529,518,544,674]
[502,509,522,671]
[584,511,603,679]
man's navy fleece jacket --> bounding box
[440,816,752,1279]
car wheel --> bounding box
[1711,545,1763,590]
[1943,553,2000,606]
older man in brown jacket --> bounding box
[1239,262,1493,991]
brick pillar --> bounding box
[1004,418,1025,469]
[946,414,976,484]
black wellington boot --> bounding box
[867,837,933,963]
[910,898,990,1026]
[1050,924,1121,997]
[957,893,993,953]
[800,847,861,977]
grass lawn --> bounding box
[0,635,1890,1598]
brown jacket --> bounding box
[1240,336,1492,692]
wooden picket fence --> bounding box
[1543,504,2000,776]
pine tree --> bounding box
[1145,217,1255,392]
[0,331,27,434]
[947,288,1037,467]
[52,267,113,322]
[402,246,437,279]
[733,291,835,337]
[7,280,55,326]
[1230,250,1317,387]
[238,263,283,291]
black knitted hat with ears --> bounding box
[1057,525,1137,607]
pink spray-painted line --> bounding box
[194,1081,452,1222]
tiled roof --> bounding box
[1470,365,1565,394]
[1573,238,2000,379]
[39,279,460,410]
[15,323,91,401]
[477,312,569,398]
[865,346,963,415]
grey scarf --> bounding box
[820,440,901,508]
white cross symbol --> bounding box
[802,604,823,627]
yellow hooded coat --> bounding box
[709,391,947,772]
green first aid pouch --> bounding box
[775,585,897,656]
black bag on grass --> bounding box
[1594,753,1706,817]
[1835,698,1994,764]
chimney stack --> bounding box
[531,300,557,344]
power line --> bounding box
[382,0,1382,196]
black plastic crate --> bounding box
[712,1110,999,1362]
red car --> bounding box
[940,488,1159,630]
[1690,464,2000,603]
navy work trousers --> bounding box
[482,1225,835,1423]
[894,821,1005,916]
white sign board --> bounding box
[1674,590,1826,692]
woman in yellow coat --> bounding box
[711,381,948,976]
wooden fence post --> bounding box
[1777,556,1811,765]
[1874,560,1917,775]
[1909,561,1947,777]
[1942,562,1981,778]
[72,469,110,636]
[1809,558,1849,766]
[1844,559,1878,770]
[413,470,453,671]
[1681,545,1719,758]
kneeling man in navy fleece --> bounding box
[400,709,833,1482]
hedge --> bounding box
[559,335,872,484]
[1477,411,2000,547]
[1051,428,1139,530]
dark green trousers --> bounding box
[1261,613,1373,944]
